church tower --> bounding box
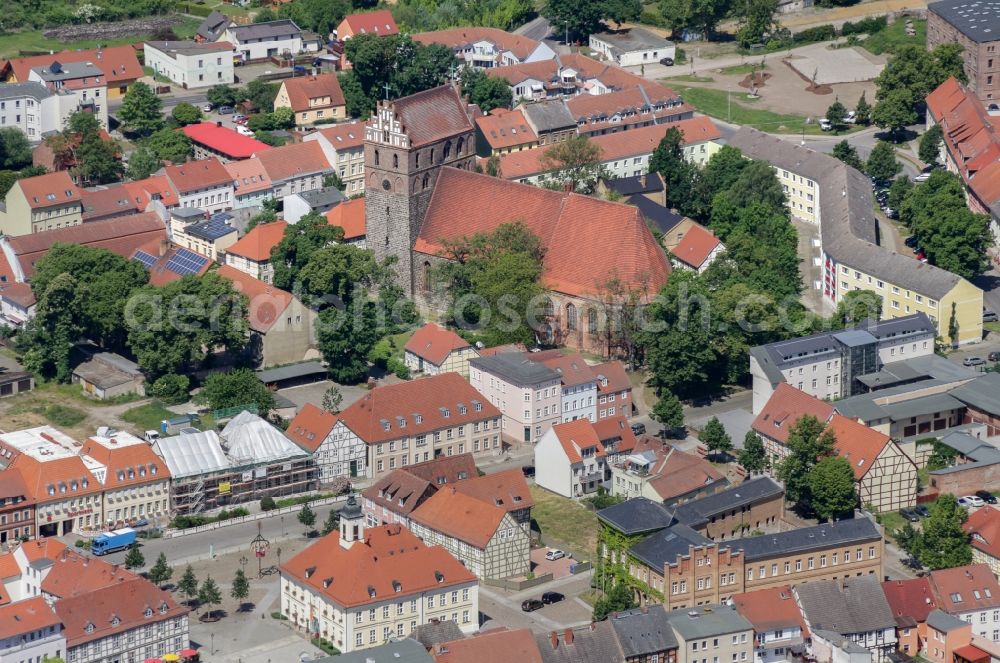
[364,84,476,296]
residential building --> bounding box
[533,351,599,423]
[0,171,82,236]
[334,639,434,663]
[26,60,108,131]
[169,209,238,260]
[0,285,35,329]
[595,360,633,420]
[728,127,984,346]
[194,10,231,43]
[671,477,785,541]
[589,28,676,67]
[325,197,366,247]
[182,121,272,162]
[609,436,728,504]
[520,99,577,145]
[0,597,64,662]
[430,628,544,663]
[566,83,693,137]
[924,610,975,663]
[927,1,1000,104]
[748,313,938,413]
[732,585,808,663]
[143,40,235,89]
[408,486,531,579]
[153,410,317,513]
[303,121,366,195]
[665,604,754,663]
[928,564,1000,640]
[255,140,331,198]
[0,82,59,142]
[286,402,362,483]
[225,157,275,209]
[534,622,622,663]
[71,351,145,400]
[223,20,310,64]
[283,187,344,224]
[474,108,539,156]
[360,454,479,527]
[953,373,1000,437]
[469,351,562,445]
[827,414,917,512]
[216,264,317,367]
[131,240,212,287]
[275,74,347,126]
[337,11,399,40]
[79,431,171,528]
[882,576,939,656]
[794,576,898,660]
[608,606,679,663]
[164,158,234,213]
[670,223,723,273]
[751,384,835,464]
[965,506,1000,577]
[2,45,142,97]
[534,416,638,498]
[403,323,479,378]
[412,28,556,69]
[224,219,288,283]
[0,468,34,544]
[497,117,721,184]
[925,77,1000,236]
[280,503,479,653]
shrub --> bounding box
[387,357,410,380]
[793,24,836,43]
[841,16,887,35]
[271,611,287,620]
[311,638,339,655]
[260,496,277,512]
[150,374,190,405]
[39,404,86,427]
[675,47,687,64]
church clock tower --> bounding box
[363,84,476,296]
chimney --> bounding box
[549,632,559,649]
[563,180,573,193]
[564,628,573,645]
[217,120,222,128]
[640,173,647,189]
[158,238,169,257]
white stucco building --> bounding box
[144,41,235,89]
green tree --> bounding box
[118,82,164,136]
[894,521,920,557]
[855,92,871,126]
[124,544,145,570]
[207,84,240,109]
[260,496,277,512]
[926,440,959,470]
[709,159,788,237]
[271,212,344,290]
[245,80,279,114]
[298,503,316,532]
[593,582,638,621]
[126,146,161,181]
[700,416,732,457]
[74,132,123,185]
[832,140,864,171]
[865,141,901,185]
[231,568,250,609]
[195,368,275,413]
[143,127,193,164]
[272,106,295,129]
[276,0,350,36]
[539,134,605,194]
[178,565,198,604]
[148,552,172,587]
[651,390,684,432]
[871,87,918,137]
[20,273,84,382]
[950,302,960,347]
[658,0,732,37]
[460,67,512,113]
[919,124,944,166]
[0,128,32,169]
[149,373,190,405]
[198,576,223,618]
[832,289,882,328]
[738,431,769,473]
[887,175,913,211]
[825,100,848,134]
[322,385,343,413]
[776,415,836,508]
[736,0,779,48]
[296,243,382,306]
[919,495,972,570]
[688,145,747,220]
[171,102,203,126]
[873,44,965,138]
[650,126,698,214]
[807,456,857,521]
[316,300,382,384]
[322,508,340,535]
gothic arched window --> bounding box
[457,137,465,154]
[588,308,598,334]
[374,149,380,166]
[443,141,452,160]
[393,153,399,168]
[566,303,577,331]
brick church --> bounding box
[364,83,670,355]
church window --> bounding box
[444,141,452,160]
[457,137,465,154]
[416,152,420,167]
[423,261,432,293]
[374,150,380,166]
[430,148,435,164]
[566,303,577,331]
[542,298,554,317]
[588,308,598,333]
[393,153,399,168]
[423,174,429,189]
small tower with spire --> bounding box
[339,495,365,549]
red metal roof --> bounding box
[182,122,272,159]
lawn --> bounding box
[984,321,1000,335]
[859,18,926,56]
[121,401,176,433]
[879,511,906,542]
[717,63,763,76]
[671,84,854,134]
[664,74,716,83]
[0,17,201,59]
[529,485,599,559]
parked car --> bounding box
[218,105,235,115]
[542,592,565,604]
[521,599,544,612]
[989,351,1000,362]
[545,549,565,561]
[959,495,986,507]
[884,208,899,220]
[236,125,255,137]
[844,110,857,124]
[983,309,999,322]
[631,422,646,436]
[900,508,919,523]
[904,236,919,248]
[132,518,149,528]
[976,490,998,504]
[293,65,308,75]
[915,249,926,261]
[914,504,930,517]
[521,465,535,478]
[914,172,931,183]
[903,556,923,570]
[963,357,986,367]
[819,118,832,131]
[659,57,675,66]
[201,103,213,113]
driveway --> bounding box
[478,571,594,634]
[277,380,368,412]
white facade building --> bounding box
[144,41,235,89]
[588,28,676,67]
[0,598,65,663]
[0,83,59,142]
[223,20,314,63]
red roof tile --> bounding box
[15,171,81,210]
[827,414,893,480]
[164,157,231,194]
[404,322,472,366]
[733,585,810,636]
[485,60,559,86]
[362,469,437,518]
[432,628,543,663]
[930,564,1000,612]
[379,84,474,149]
[593,360,630,396]
[477,342,527,357]
[453,467,534,513]
[314,121,366,150]
[338,10,398,37]
[416,167,669,299]
[40,547,137,598]
[671,222,721,270]
[281,523,476,608]
[625,435,725,501]
[254,141,331,182]
[550,418,603,464]
[182,122,272,159]
[5,45,141,87]
[882,577,938,625]
[216,264,294,332]
[534,351,595,387]
[413,28,544,62]
[475,109,538,150]
[400,453,479,485]
[410,487,507,548]
[966,506,1000,561]
[80,437,171,486]
[133,240,211,287]
[122,175,178,209]
[0,596,60,641]
[325,198,365,239]
[337,373,500,445]
[286,403,338,453]
[280,74,345,113]
[81,185,141,221]
[226,220,287,261]
[751,383,835,445]
[224,158,273,196]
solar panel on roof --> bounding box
[165,248,209,276]
[133,251,157,269]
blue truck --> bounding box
[91,528,137,556]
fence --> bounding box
[482,572,554,592]
[162,495,346,538]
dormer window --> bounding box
[111,616,120,627]
[85,623,94,634]
[440,407,450,418]
[160,603,168,614]
[381,419,391,431]
[414,414,422,424]
[323,578,333,588]
[150,465,157,475]
[305,566,316,578]
[392,580,402,592]
[367,585,376,598]
[458,404,467,415]
[434,571,444,583]
[117,470,125,481]
[47,485,55,496]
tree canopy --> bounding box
[461,68,512,113]
[832,140,864,172]
[539,134,605,194]
[807,456,857,521]
[776,415,836,511]
[195,368,275,413]
[0,128,33,170]
[865,141,901,185]
[543,0,640,40]
[650,126,698,214]
[118,82,164,136]
[916,494,972,570]
[873,44,966,136]
[271,212,345,291]
[919,125,944,166]
[143,127,193,164]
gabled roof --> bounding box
[673,477,783,528]
[597,497,675,536]
[362,468,436,518]
[594,360,631,395]
[80,435,170,486]
[325,197,365,239]
[281,73,345,112]
[475,108,538,150]
[165,157,232,194]
[827,414,895,479]
[338,10,399,37]
[534,351,596,387]
[549,418,604,464]
[671,222,721,270]
[123,175,178,209]
[416,167,670,299]
[882,577,938,626]
[226,220,288,262]
[0,596,60,641]
[216,264,295,332]
[40,547,137,598]
[608,606,677,658]
[5,45,141,86]
[336,373,500,445]
[751,383,835,445]
[664,604,753,639]
[383,84,475,149]
[228,19,303,42]
[15,171,81,209]
[404,322,472,366]
[314,121,366,150]
[929,564,1000,612]
[400,453,479,485]
[412,27,546,62]
[535,621,622,663]
[965,506,1000,561]
[733,585,809,636]
[225,157,274,196]
[453,467,534,513]
[409,487,507,548]
[432,628,542,663]
[286,403,338,453]
[132,241,211,287]
[254,141,331,183]
[196,10,231,41]
[182,122,271,159]
[794,575,896,635]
